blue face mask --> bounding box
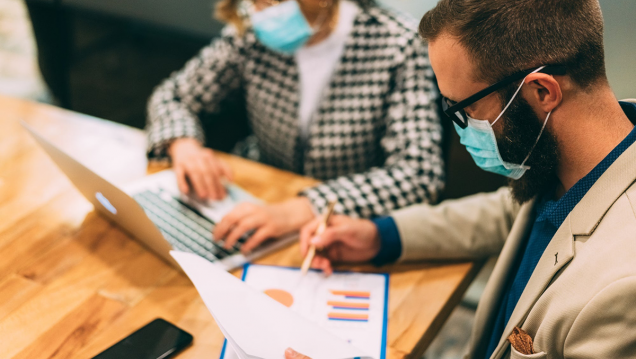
[250,1,314,55]
[454,66,552,180]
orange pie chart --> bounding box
[264,289,294,307]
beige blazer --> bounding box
[391,104,636,359]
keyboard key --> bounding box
[133,190,243,261]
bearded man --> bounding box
[286,0,636,358]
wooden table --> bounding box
[0,95,482,359]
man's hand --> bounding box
[285,348,311,359]
[213,197,315,253]
[299,215,381,276]
[169,138,233,200]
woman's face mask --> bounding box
[249,0,314,54]
[453,66,552,180]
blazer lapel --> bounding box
[489,141,636,359]
[467,201,536,359]
[490,216,575,359]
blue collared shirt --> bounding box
[371,102,636,357]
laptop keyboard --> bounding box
[132,189,246,262]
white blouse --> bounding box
[295,1,360,140]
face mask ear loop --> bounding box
[520,110,552,167]
[491,66,546,127]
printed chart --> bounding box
[220,265,388,359]
[263,288,294,307]
[328,290,371,322]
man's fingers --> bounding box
[300,215,350,259]
[326,214,349,226]
[299,218,321,257]
[285,348,311,359]
[174,166,190,195]
[311,255,333,276]
[318,256,334,276]
[323,263,333,276]
[241,226,272,254]
[326,243,345,263]
[313,226,346,250]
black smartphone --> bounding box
[93,318,193,359]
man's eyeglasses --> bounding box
[441,65,567,129]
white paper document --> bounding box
[222,264,389,359]
[170,251,388,359]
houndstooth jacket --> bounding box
[146,5,444,218]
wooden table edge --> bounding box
[406,259,486,359]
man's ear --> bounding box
[523,73,563,114]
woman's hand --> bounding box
[285,348,311,359]
[213,197,316,253]
[299,215,381,276]
[169,138,233,200]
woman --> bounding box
[146,0,444,252]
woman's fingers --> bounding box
[241,226,273,254]
[185,162,210,199]
[171,143,231,200]
[202,152,227,200]
[213,204,255,240]
[174,165,190,195]
[223,214,261,249]
[219,158,234,182]
[196,158,219,200]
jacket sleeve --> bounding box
[146,27,244,160]
[563,276,636,359]
[392,187,520,261]
[299,35,444,218]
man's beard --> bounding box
[496,95,560,204]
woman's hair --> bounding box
[216,0,245,33]
[215,0,375,34]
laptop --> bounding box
[22,122,297,270]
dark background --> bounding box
[24,0,524,199]
[25,0,636,199]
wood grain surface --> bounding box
[0,95,482,359]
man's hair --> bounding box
[419,0,607,89]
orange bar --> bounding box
[330,290,371,297]
[327,301,369,308]
[328,312,369,320]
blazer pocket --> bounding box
[510,346,547,359]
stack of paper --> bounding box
[171,251,375,359]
